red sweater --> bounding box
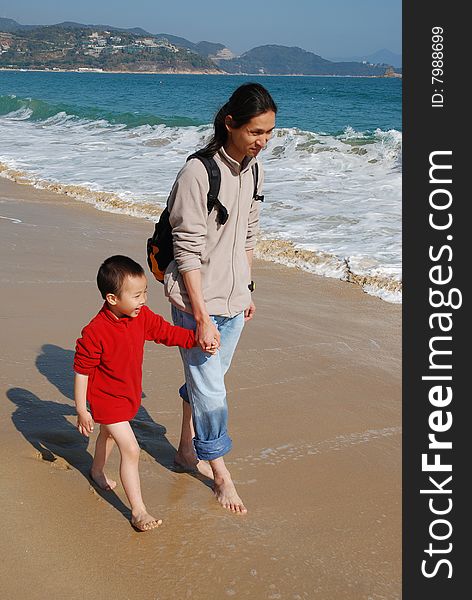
[74,303,195,424]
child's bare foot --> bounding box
[131,510,162,532]
[174,451,214,479]
[213,477,247,514]
[89,469,117,491]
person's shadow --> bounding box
[33,344,212,485]
[7,386,132,520]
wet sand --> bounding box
[0,177,401,599]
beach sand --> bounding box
[0,177,401,599]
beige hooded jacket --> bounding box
[164,147,264,317]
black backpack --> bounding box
[147,151,263,283]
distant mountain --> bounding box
[366,49,401,68]
[0,18,398,76]
[0,18,232,59]
[195,41,227,58]
[153,32,199,50]
[153,35,228,58]
[219,45,392,76]
[0,17,36,32]
[0,18,147,35]
[0,23,221,73]
[328,48,402,68]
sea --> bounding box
[0,71,402,302]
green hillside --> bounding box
[220,45,391,76]
[0,24,220,72]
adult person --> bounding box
[164,83,277,514]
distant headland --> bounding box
[0,18,402,77]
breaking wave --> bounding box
[1,96,402,303]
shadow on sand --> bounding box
[10,344,212,501]
[34,343,183,472]
[7,386,132,521]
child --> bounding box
[74,255,216,532]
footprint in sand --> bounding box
[35,449,71,470]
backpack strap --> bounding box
[187,152,228,224]
[251,162,264,202]
[186,152,264,223]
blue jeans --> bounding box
[171,305,245,461]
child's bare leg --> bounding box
[90,425,117,490]
[104,421,162,531]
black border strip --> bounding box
[403,2,466,596]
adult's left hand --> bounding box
[244,301,256,322]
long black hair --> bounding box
[200,83,277,157]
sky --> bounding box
[1,0,402,58]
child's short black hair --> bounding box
[97,255,145,299]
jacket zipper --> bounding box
[227,172,242,316]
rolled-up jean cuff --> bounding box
[193,432,232,461]
[179,383,190,404]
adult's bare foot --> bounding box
[131,510,162,532]
[213,476,247,514]
[174,451,214,480]
[89,469,117,491]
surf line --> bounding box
[0,215,22,224]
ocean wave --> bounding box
[0,94,202,128]
[255,239,401,303]
[0,109,402,305]
[268,125,402,164]
[0,161,163,218]
[0,160,401,303]
[1,95,402,151]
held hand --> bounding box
[244,301,256,322]
[205,337,220,355]
[77,411,94,437]
[196,319,220,353]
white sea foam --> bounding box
[0,111,401,302]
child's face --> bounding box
[107,274,148,318]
